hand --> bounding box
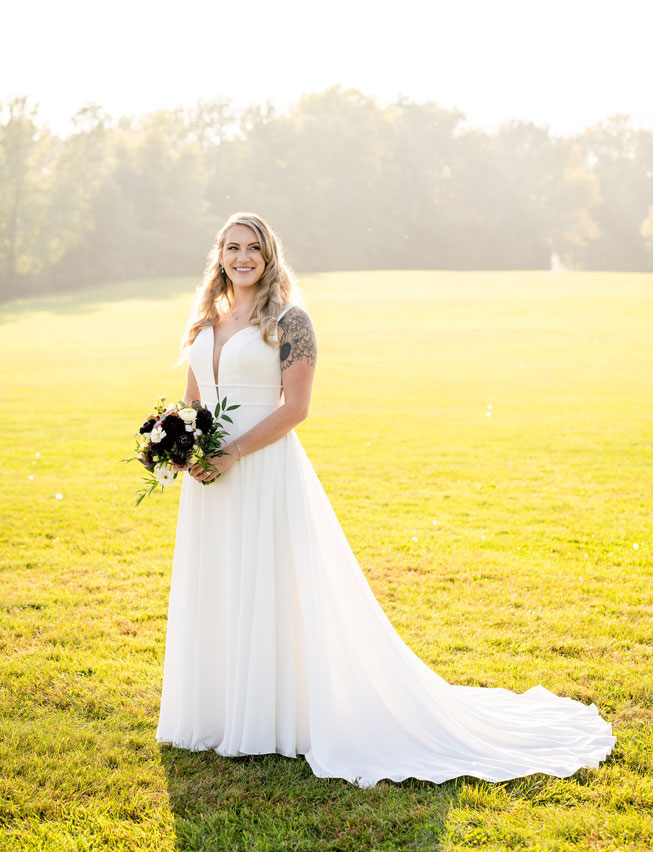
[188,443,239,484]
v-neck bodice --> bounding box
[211,323,253,388]
[188,303,295,419]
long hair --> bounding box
[175,212,306,367]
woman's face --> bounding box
[220,224,266,289]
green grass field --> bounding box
[1,270,651,851]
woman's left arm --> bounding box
[191,307,317,481]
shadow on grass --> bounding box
[0,276,197,325]
[156,744,464,851]
[155,740,616,851]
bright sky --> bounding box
[3,0,652,138]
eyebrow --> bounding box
[226,241,260,246]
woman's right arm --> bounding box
[183,364,201,405]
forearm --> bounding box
[226,402,307,459]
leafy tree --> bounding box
[0,96,51,296]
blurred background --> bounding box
[2,0,653,300]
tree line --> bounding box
[1,85,653,300]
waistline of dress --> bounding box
[198,381,282,407]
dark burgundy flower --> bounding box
[196,408,213,431]
[157,430,176,451]
[139,418,157,434]
[162,413,185,436]
[175,432,194,453]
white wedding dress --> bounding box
[155,303,616,787]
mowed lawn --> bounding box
[1,270,651,851]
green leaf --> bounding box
[222,414,233,423]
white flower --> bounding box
[411,536,418,542]
[142,432,151,444]
[633,543,639,550]
[150,425,166,443]
[179,407,198,423]
[154,465,175,486]
[55,493,63,500]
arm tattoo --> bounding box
[278,307,317,371]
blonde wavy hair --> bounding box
[175,212,306,367]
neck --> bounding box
[230,286,257,317]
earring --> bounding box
[220,264,224,273]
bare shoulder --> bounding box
[277,306,317,370]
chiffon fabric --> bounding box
[155,303,616,787]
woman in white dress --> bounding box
[155,212,616,787]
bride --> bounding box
[155,212,616,787]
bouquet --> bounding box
[121,394,240,506]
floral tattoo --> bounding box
[278,307,317,371]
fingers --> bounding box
[188,464,220,484]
